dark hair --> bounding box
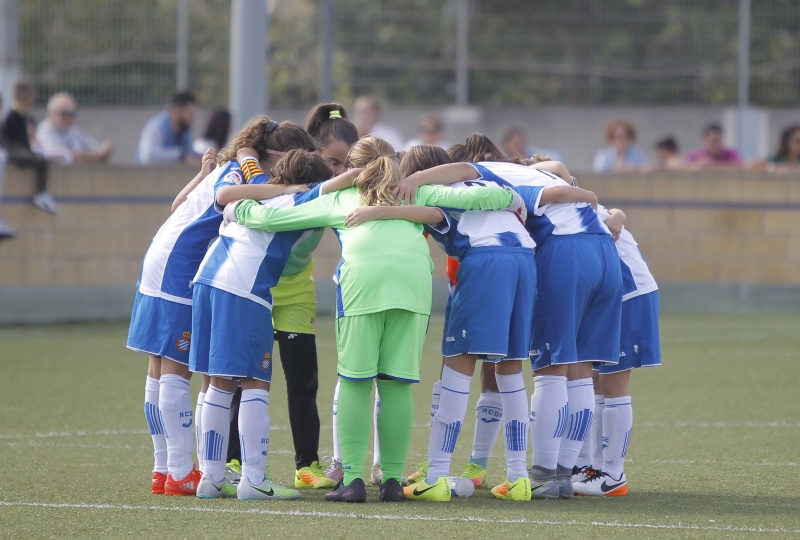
[218,116,315,163]
[655,136,679,154]
[703,123,722,136]
[775,124,800,162]
[447,133,509,164]
[203,109,232,151]
[270,149,333,186]
[12,78,34,103]
[400,145,452,177]
[305,103,359,150]
[170,91,196,108]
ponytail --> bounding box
[305,102,359,150]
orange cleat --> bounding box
[151,472,167,495]
[164,467,202,496]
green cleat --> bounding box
[406,462,429,485]
[491,476,532,501]
[295,461,337,489]
[461,461,488,489]
[402,476,451,502]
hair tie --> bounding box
[265,120,279,133]
[329,110,342,120]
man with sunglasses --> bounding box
[37,92,113,165]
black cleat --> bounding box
[379,478,405,502]
[324,478,367,503]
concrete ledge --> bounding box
[2,281,799,326]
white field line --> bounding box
[0,501,797,534]
[638,421,800,428]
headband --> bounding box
[265,120,279,133]
[265,148,286,156]
[329,110,342,120]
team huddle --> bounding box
[126,102,661,504]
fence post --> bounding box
[319,0,333,103]
[0,0,21,105]
[176,0,189,91]
[455,0,469,106]
[736,0,758,160]
[229,0,268,130]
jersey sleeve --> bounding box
[213,162,247,212]
[415,184,512,212]
[237,191,342,232]
[292,183,323,205]
[514,185,546,216]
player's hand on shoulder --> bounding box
[344,206,384,228]
[396,176,420,205]
[285,184,310,194]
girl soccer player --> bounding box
[572,205,661,497]
[191,149,364,500]
[232,136,522,502]
[399,134,621,500]
[126,117,316,496]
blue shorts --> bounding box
[126,291,193,364]
[443,247,536,361]
[598,291,661,374]
[530,234,622,370]
[189,283,274,383]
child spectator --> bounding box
[36,92,113,164]
[0,79,56,213]
[653,136,686,170]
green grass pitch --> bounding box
[1,313,799,539]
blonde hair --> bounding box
[348,136,399,206]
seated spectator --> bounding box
[193,109,231,155]
[404,113,451,150]
[501,126,563,162]
[36,92,113,164]
[592,118,647,173]
[765,125,800,173]
[136,91,200,167]
[353,95,404,150]
[0,93,16,240]
[653,136,687,170]
[685,123,741,168]
[0,78,56,213]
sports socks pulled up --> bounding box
[144,376,167,475]
[159,374,194,480]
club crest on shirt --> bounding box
[224,170,243,185]
[261,353,271,371]
[175,331,191,353]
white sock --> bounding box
[591,394,605,470]
[201,385,235,483]
[602,396,633,480]
[332,379,341,461]
[495,372,529,482]
[557,378,595,471]
[144,376,167,475]
[239,388,270,485]
[159,374,194,480]
[372,386,381,467]
[470,391,503,465]
[529,375,568,472]
[427,366,471,483]
[430,379,442,427]
[194,391,206,472]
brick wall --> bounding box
[1,165,798,290]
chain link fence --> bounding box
[14,0,800,108]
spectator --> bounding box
[592,118,647,173]
[36,92,113,164]
[404,113,451,150]
[501,126,563,162]
[352,95,404,150]
[765,125,800,173]
[685,123,741,168]
[653,136,687,170]
[0,79,56,213]
[136,91,200,167]
[193,109,231,155]
[0,93,16,240]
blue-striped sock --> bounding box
[496,372,529,482]
[529,375,568,474]
[602,395,632,480]
[557,378,595,471]
[239,388,270,485]
[144,376,167,475]
[201,385,234,483]
[426,366,471,484]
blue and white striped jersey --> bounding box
[471,161,610,247]
[137,161,253,304]
[425,179,535,261]
[597,205,658,302]
[192,185,323,310]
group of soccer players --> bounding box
[126,102,661,503]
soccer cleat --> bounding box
[370,464,383,486]
[556,464,573,499]
[226,459,242,484]
[237,475,301,500]
[325,478,367,503]
[379,478,405,502]
[573,471,628,497]
[164,466,202,496]
[295,461,337,489]
[491,477,532,501]
[151,472,166,495]
[323,457,343,484]
[196,474,235,499]
[402,476,451,502]
[572,465,600,485]
[406,462,428,485]
[461,461,489,489]
[529,467,559,500]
